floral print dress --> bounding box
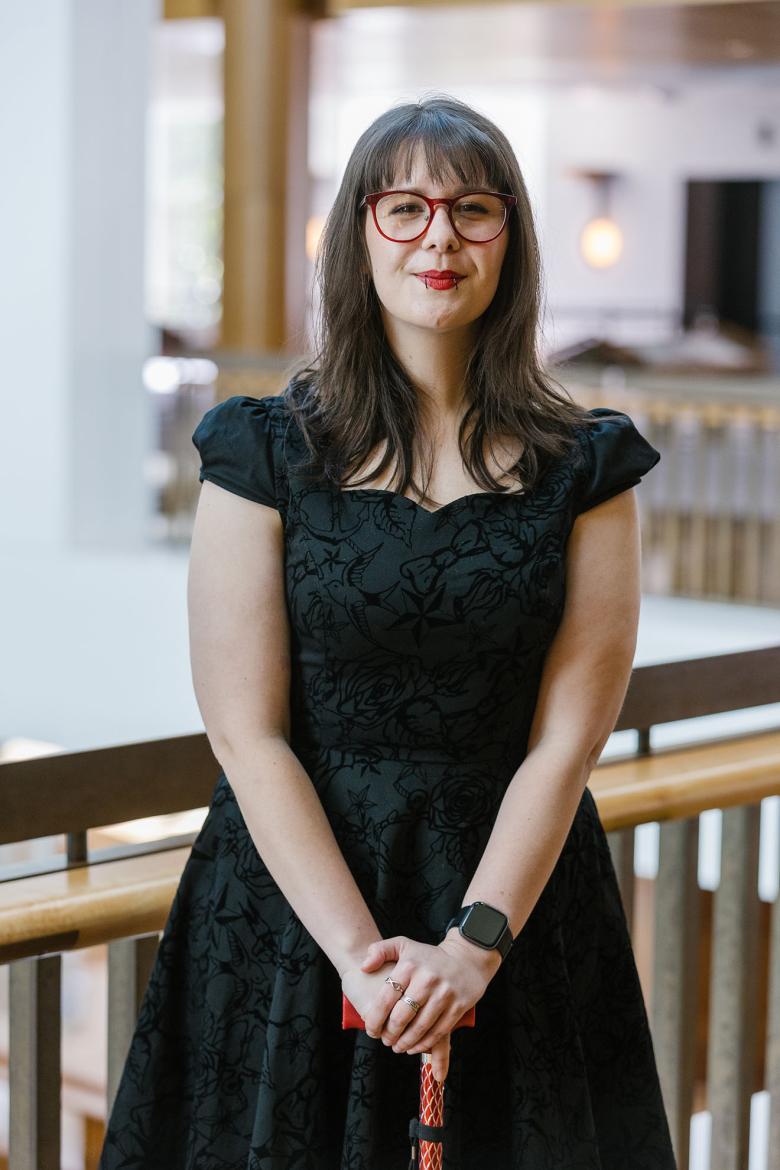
[98,390,677,1170]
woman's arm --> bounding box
[448,486,645,950]
[187,479,383,977]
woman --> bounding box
[100,95,676,1169]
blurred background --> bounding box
[2,1,780,1168]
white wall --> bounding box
[0,0,159,552]
[542,81,780,350]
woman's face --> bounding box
[362,146,510,338]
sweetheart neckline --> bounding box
[337,484,528,517]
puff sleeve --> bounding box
[576,407,661,515]
[191,394,279,508]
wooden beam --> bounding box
[164,0,221,18]
[326,0,777,10]
[164,0,324,18]
[221,0,291,351]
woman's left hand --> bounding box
[355,933,501,1057]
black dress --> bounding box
[99,392,677,1170]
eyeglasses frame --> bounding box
[359,189,518,244]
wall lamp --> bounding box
[571,168,624,269]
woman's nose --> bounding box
[424,205,459,245]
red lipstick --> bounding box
[415,269,466,291]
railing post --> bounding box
[606,827,636,934]
[605,723,655,932]
[653,815,701,1170]
[708,802,762,1170]
[766,822,780,1170]
[106,934,160,1112]
[66,829,88,865]
[9,954,62,1170]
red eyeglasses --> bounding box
[359,189,517,244]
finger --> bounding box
[360,937,401,969]
[431,1035,450,1084]
[403,1003,461,1055]
[363,958,414,1038]
[388,994,446,1053]
[364,985,405,1039]
[406,1027,445,1055]
[381,986,425,1048]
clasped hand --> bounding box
[341,933,500,1083]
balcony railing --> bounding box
[2,645,780,1170]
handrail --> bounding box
[3,725,780,965]
[0,848,191,963]
[614,645,780,731]
[590,725,780,827]
[1,731,217,846]
[3,646,779,848]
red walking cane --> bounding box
[342,993,476,1169]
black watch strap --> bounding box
[444,902,514,961]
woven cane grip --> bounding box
[419,1054,444,1170]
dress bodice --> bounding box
[191,392,661,774]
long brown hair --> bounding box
[280,93,594,508]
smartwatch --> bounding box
[443,900,514,961]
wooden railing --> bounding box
[2,645,780,1170]
[591,395,780,605]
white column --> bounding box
[0,0,159,551]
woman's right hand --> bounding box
[342,930,501,1083]
[340,961,398,1029]
[341,958,453,1083]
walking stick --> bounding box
[342,993,475,1169]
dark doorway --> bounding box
[683,179,763,333]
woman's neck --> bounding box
[382,311,478,422]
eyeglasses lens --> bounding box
[374,193,506,242]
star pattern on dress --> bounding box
[278,1019,315,1062]
[387,584,452,644]
[346,783,379,818]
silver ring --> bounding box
[384,977,405,993]
[402,995,421,1013]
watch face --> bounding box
[463,902,507,947]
